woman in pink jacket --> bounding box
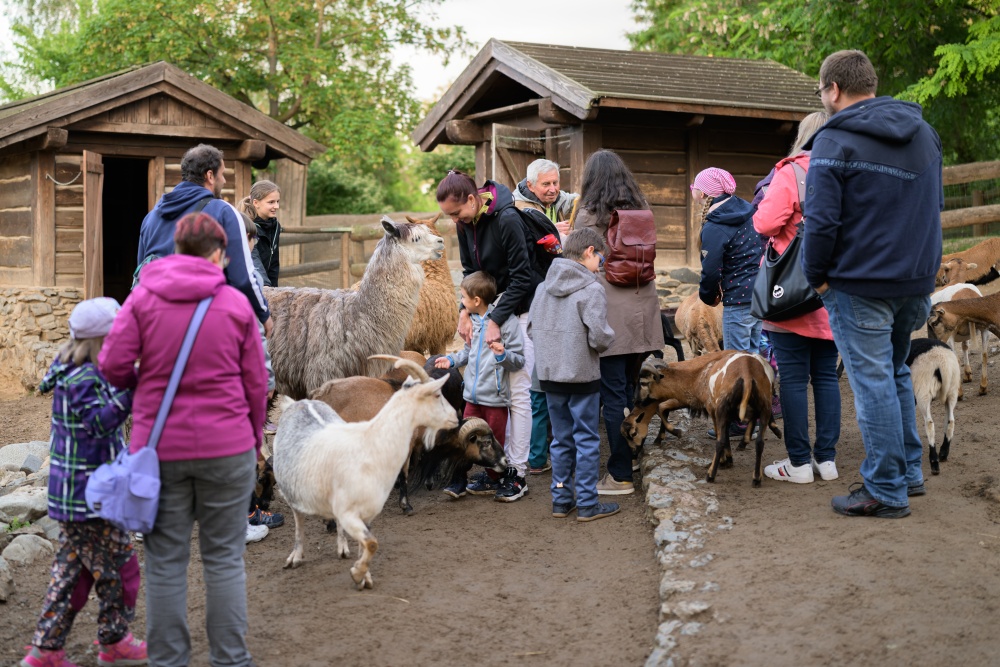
[100,212,267,667]
[752,111,841,485]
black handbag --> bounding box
[750,163,823,321]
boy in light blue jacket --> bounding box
[436,272,526,501]
[528,228,619,522]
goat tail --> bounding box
[738,377,752,424]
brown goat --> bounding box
[936,258,979,287]
[928,291,1000,396]
[938,238,1000,286]
[403,214,459,355]
[929,284,987,398]
[635,350,781,486]
[674,292,723,357]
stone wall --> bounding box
[655,267,702,310]
[0,287,82,392]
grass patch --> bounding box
[943,235,998,254]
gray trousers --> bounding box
[145,449,256,667]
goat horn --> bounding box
[368,354,431,383]
[458,417,490,440]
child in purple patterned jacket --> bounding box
[22,297,147,667]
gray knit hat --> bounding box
[69,297,121,339]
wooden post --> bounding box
[32,152,56,286]
[81,151,105,298]
[340,232,351,289]
[266,159,308,268]
[147,157,165,211]
[686,125,703,268]
[972,190,986,237]
[569,124,602,195]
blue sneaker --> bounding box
[443,478,467,499]
[552,502,577,518]
[576,502,620,523]
[467,471,501,495]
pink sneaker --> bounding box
[21,646,80,667]
[98,633,148,666]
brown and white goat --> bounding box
[928,291,1000,396]
[635,350,781,486]
[929,283,987,397]
[938,237,1000,286]
[907,338,961,475]
[936,258,979,287]
[674,292,723,357]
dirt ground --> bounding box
[0,393,658,667]
[3,342,1000,666]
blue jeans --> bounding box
[599,355,634,482]
[546,391,601,509]
[820,289,930,507]
[722,302,762,353]
[145,449,257,667]
[529,390,551,468]
[768,331,841,467]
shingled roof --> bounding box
[414,39,822,150]
[0,62,325,163]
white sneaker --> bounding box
[764,458,814,483]
[812,458,839,481]
[245,522,269,543]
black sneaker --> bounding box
[831,483,910,518]
[577,502,621,522]
[494,468,528,502]
[907,482,926,497]
[467,470,501,495]
[552,502,577,518]
[443,478,467,499]
[248,507,285,528]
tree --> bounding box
[629,0,1000,162]
[3,0,466,175]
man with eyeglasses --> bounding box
[802,50,943,519]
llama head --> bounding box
[381,216,444,263]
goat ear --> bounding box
[969,262,978,270]
[623,407,630,418]
[381,217,402,238]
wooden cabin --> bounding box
[0,62,324,389]
[413,40,822,269]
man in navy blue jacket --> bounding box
[802,50,942,519]
[137,144,272,337]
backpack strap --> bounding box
[192,196,214,213]
[789,162,807,212]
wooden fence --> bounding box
[278,212,459,287]
[941,160,1000,233]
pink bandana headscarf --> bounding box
[693,168,737,198]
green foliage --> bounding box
[6,517,30,532]
[629,0,1000,162]
[415,144,475,184]
[2,0,467,208]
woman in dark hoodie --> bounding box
[694,167,765,354]
[437,169,535,503]
[240,180,282,287]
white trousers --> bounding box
[505,313,533,477]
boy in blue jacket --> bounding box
[436,272,527,502]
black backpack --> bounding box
[512,204,561,283]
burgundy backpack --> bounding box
[604,209,657,289]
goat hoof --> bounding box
[980,387,989,396]
[931,464,941,475]
[402,506,415,516]
[752,478,762,488]
[284,554,303,569]
[705,473,716,483]
[721,459,734,469]
[350,566,370,587]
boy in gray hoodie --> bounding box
[436,272,527,501]
[528,228,619,522]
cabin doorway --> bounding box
[101,157,148,305]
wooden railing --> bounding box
[941,160,1000,232]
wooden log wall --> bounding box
[0,153,34,285]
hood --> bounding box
[138,254,226,303]
[708,194,755,226]
[807,97,925,147]
[480,180,515,217]
[254,215,279,232]
[153,180,216,221]
[544,258,597,297]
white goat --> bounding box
[907,338,961,475]
[272,356,459,589]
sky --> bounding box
[397,0,639,102]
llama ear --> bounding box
[381,217,401,238]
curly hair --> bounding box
[579,150,647,223]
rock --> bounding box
[0,487,49,522]
[2,463,19,472]
[19,454,43,474]
[0,532,11,551]
[0,555,12,601]
[33,516,61,541]
[0,442,50,469]
[2,534,54,566]
[659,578,696,599]
[11,524,44,537]
[669,267,700,283]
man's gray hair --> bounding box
[527,159,560,184]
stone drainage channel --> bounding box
[636,411,732,667]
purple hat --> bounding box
[69,297,121,339]
[693,168,737,197]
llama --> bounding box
[402,214,459,355]
[265,217,444,399]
